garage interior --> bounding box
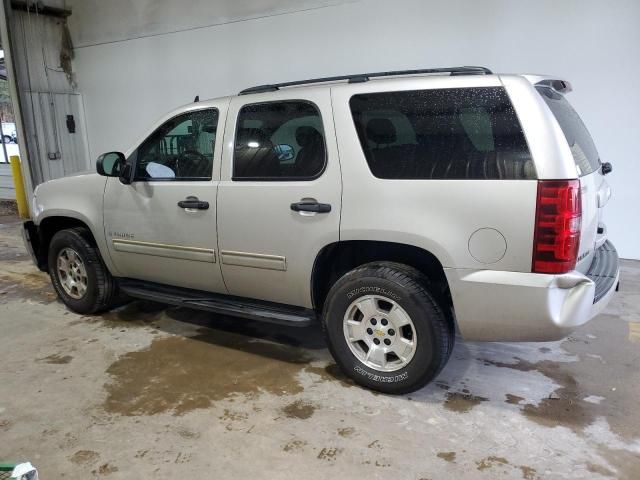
[0,0,639,478]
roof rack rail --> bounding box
[238,66,492,95]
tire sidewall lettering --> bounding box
[353,365,409,383]
[346,286,401,302]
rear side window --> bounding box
[349,87,535,180]
[536,86,600,176]
[233,101,326,180]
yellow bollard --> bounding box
[9,155,30,219]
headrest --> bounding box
[236,128,271,147]
[366,118,396,145]
[295,126,322,147]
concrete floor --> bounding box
[0,215,639,480]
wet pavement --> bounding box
[0,215,639,479]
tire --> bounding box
[48,227,119,314]
[322,262,453,394]
[2,135,11,144]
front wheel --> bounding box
[2,135,12,144]
[48,227,119,314]
[322,262,453,394]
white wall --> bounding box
[68,0,640,259]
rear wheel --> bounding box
[322,262,453,394]
[48,227,119,314]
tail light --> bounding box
[532,179,582,274]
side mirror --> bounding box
[96,152,125,177]
[601,162,612,175]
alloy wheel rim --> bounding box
[343,294,417,372]
[56,247,88,300]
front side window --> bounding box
[536,86,600,176]
[233,101,326,180]
[134,108,218,181]
[349,87,535,180]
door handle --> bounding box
[178,196,209,210]
[290,201,331,213]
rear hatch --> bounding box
[536,85,610,274]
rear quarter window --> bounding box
[349,87,535,180]
[536,86,601,177]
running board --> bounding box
[118,279,316,327]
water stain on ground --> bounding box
[283,439,307,453]
[337,426,355,438]
[596,446,640,480]
[0,269,55,304]
[306,363,355,388]
[317,447,341,461]
[98,301,165,328]
[471,303,640,442]
[477,455,538,478]
[93,463,118,475]
[282,400,316,419]
[505,393,524,405]
[476,455,508,471]
[484,358,593,432]
[103,331,314,416]
[443,392,488,413]
[70,450,100,465]
[437,451,456,462]
[37,353,73,364]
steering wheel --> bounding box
[175,150,208,178]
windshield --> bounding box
[536,86,600,176]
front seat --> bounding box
[294,126,325,177]
[234,128,280,178]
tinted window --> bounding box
[233,101,326,180]
[135,109,218,181]
[349,87,535,180]
[536,86,600,176]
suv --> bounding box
[23,66,619,394]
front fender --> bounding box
[32,174,119,275]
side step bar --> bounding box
[118,279,316,327]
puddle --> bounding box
[505,394,524,405]
[282,400,316,419]
[485,358,592,430]
[317,447,341,461]
[337,426,355,438]
[306,363,355,388]
[283,439,307,453]
[37,354,73,364]
[595,446,640,480]
[98,301,165,328]
[437,451,456,462]
[485,311,640,441]
[70,450,100,465]
[0,269,55,303]
[443,392,488,413]
[93,463,118,475]
[103,331,315,416]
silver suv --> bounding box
[22,66,619,393]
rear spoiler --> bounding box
[522,75,573,94]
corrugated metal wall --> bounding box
[7,5,90,189]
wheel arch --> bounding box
[35,214,100,272]
[311,240,453,320]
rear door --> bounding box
[217,90,341,308]
[536,86,610,273]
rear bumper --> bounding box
[445,241,619,342]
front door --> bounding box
[217,91,342,308]
[103,104,227,293]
